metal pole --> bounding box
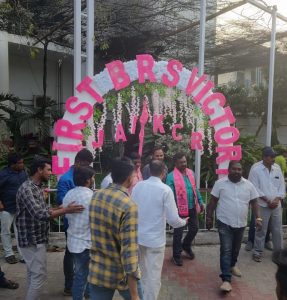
[195,0,206,187]
[85,0,95,153]
[266,6,277,146]
[86,0,94,77]
[74,0,81,91]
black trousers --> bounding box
[173,208,198,258]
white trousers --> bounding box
[20,244,47,300]
[139,245,165,300]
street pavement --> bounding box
[0,242,279,300]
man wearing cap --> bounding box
[248,147,285,262]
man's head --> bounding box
[152,146,165,161]
[111,157,134,188]
[228,161,242,183]
[273,249,287,300]
[74,149,94,167]
[150,160,165,179]
[30,157,52,183]
[8,153,24,172]
[73,166,95,189]
[262,146,276,167]
[129,152,141,170]
[173,152,187,173]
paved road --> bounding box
[0,243,279,300]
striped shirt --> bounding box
[63,186,93,253]
[89,183,140,290]
[16,179,50,247]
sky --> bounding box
[219,0,287,33]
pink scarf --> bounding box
[129,168,143,193]
[173,167,200,217]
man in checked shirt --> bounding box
[89,157,143,300]
[16,157,84,300]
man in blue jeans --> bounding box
[57,149,94,296]
[63,166,95,300]
[207,161,262,292]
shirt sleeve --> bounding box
[196,188,203,205]
[164,188,186,228]
[119,203,140,279]
[276,169,286,199]
[248,182,259,200]
[248,167,265,197]
[211,181,220,198]
[18,187,50,221]
[166,173,175,195]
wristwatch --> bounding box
[256,218,263,222]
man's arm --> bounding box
[250,199,262,230]
[206,195,219,230]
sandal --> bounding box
[5,255,18,264]
[0,279,19,289]
[253,254,262,262]
[47,245,65,252]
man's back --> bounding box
[132,176,185,248]
[89,183,139,290]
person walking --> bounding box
[16,156,84,300]
[131,160,187,300]
[207,161,261,292]
[0,153,28,264]
[166,152,204,266]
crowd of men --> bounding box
[0,145,286,300]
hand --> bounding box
[206,217,213,230]
[66,201,85,214]
[0,201,4,212]
[267,199,279,209]
[184,217,190,225]
[131,296,140,300]
[255,219,262,231]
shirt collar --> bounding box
[259,161,274,171]
[109,183,130,196]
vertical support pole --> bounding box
[74,0,81,91]
[266,5,277,146]
[195,0,206,187]
[86,0,94,77]
[86,0,95,153]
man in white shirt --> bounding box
[131,160,187,300]
[63,166,95,300]
[207,161,261,293]
[248,147,285,262]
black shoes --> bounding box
[182,247,195,260]
[172,256,183,266]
